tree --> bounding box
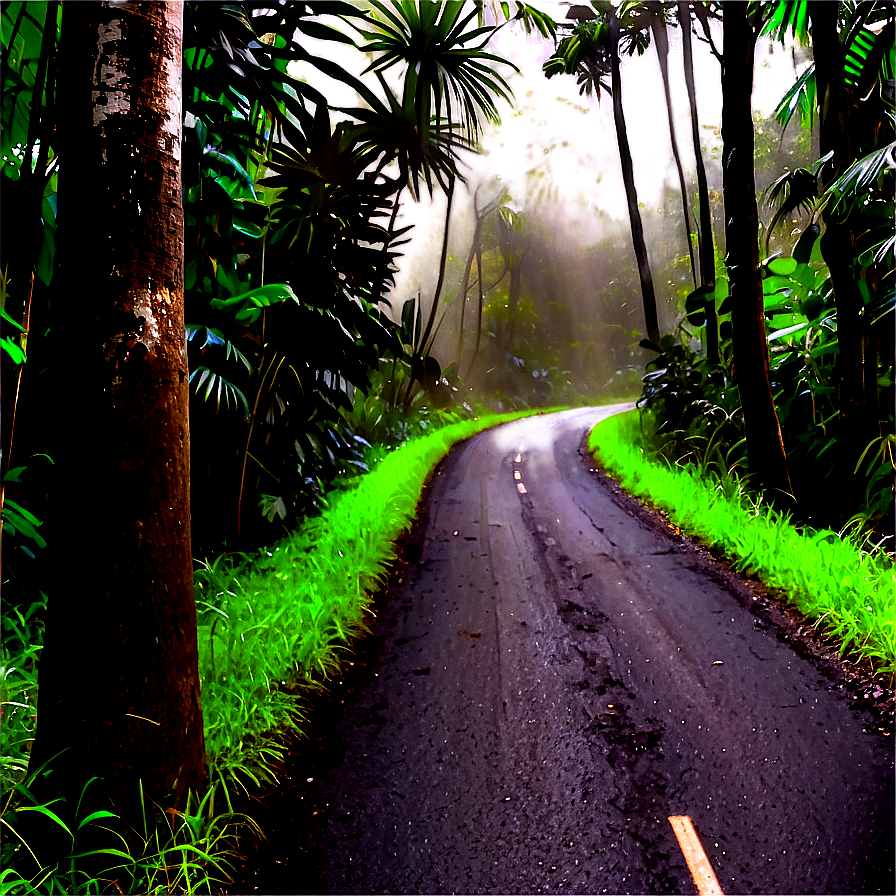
[645,1,697,292]
[678,0,719,363]
[30,0,206,824]
[544,3,660,345]
[807,0,892,511]
[457,183,504,371]
[721,1,793,502]
[355,0,517,388]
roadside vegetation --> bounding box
[1,406,554,894]
[195,408,552,788]
[589,410,895,679]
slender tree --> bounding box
[457,184,503,369]
[678,0,719,363]
[608,9,660,345]
[646,1,697,291]
[546,4,661,345]
[721,1,793,502]
[31,0,206,821]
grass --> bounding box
[3,407,559,894]
[195,408,556,788]
[589,409,896,679]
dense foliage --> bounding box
[642,1,893,545]
[542,0,893,545]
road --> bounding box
[235,406,894,896]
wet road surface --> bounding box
[237,406,894,895]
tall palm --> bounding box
[678,1,719,363]
[356,0,517,367]
[544,4,660,345]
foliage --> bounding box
[0,769,252,895]
[642,241,894,542]
[590,410,895,679]
[179,0,521,551]
[194,409,548,786]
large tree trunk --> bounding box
[679,0,719,364]
[721,3,793,503]
[808,0,876,508]
[609,13,660,346]
[31,0,206,824]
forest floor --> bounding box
[229,408,894,896]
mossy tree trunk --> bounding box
[31,0,207,823]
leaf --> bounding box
[0,308,27,332]
[76,810,118,831]
[210,282,299,323]
[767,321,809,342]
[189,367,250,417]
[1,336,26,364]
[767,256,798,276]
[762,275,794,296]
[685,285,714,327]
[259,494,287,522]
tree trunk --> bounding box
[679,0,719,364]
[808,0,875,505]
[457,187,501,370]
[609,14,660,346]
[32,0,207,823]
[721,3,793,503]
[648,7,697,291]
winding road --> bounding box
[237,406,894,896]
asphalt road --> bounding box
[237,406,894,896]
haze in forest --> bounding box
[295,3,811,403]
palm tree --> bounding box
[721,1,793,503]
[356,0,517,375]
[544,4,661,345]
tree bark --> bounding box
[609,13,660,346]
[808,0,876,503]
[721,3,793,503]
[32,0,206,823]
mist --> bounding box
[381,7,810,408]
[298,3,815,408]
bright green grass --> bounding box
[589,409,895,678]
[1,409,558,891]
[196,409,555,785]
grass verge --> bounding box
[1,408,556,893]
[588,409,895,679]
[195,409,556,790]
